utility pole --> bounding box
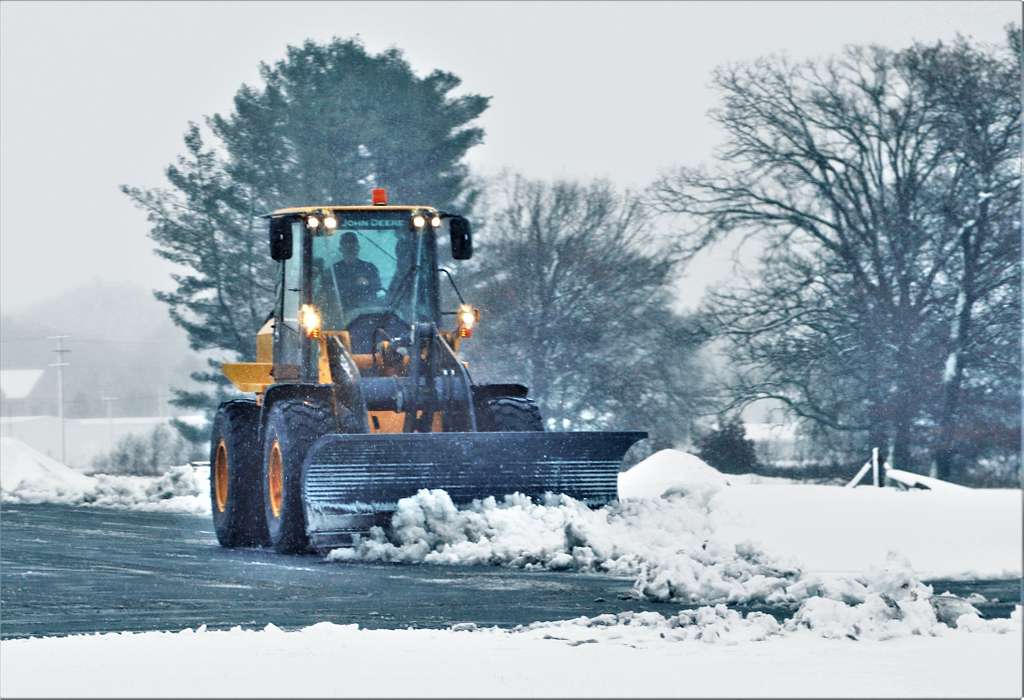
[48,335,71,464]
[101,395,118,465]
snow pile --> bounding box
[329,447,1020,602]
[328,486,819,605]
[89,467,210,514]
[516,599,1021,649]
[1,436,95,504]
[330,488,1010,622]
[1,437,209,513]
[779,556,1014,641]
[517,606,784,646]
[617,448,731,499]
[513,557,1022,647]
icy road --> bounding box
[1,503,1018,640]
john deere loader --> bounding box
[211,189,646,553]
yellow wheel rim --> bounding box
[268,439,284,519]
[214,440,229,513]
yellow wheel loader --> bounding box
[210,189,646,553]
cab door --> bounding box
[273,221,304,381]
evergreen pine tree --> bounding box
[695,417,760,473]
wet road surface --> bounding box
[1,503,1019,639]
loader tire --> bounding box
[477,396,544,432]
[210,400,266,547]
[261,399,336,553]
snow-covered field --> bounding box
[2,437,1020,697]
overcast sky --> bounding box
[1,1,1017,313]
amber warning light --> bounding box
[372,188,388,206]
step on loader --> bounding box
[210,189,646,552]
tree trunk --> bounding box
[932,204,983,481]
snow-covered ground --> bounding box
[2,613,1020,698]
[2,439,1020,697]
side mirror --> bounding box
[269,217,292,261]
[449,216,472,260]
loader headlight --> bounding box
[412,214,426,229]
[457,304,479,338]
[430,215,442,228]
[300,304,321,338]
[323,214,338,230]
[306,215,320,230]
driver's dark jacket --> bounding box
[331,258,381,309]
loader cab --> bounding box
[269,206,443,379]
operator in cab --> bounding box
[332,231,381,310]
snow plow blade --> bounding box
[301,431,646,550]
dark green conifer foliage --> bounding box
[695,417,760,474]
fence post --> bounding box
[871,447,879,487]
[845,457,873,488]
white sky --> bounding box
[1,1,1018,313]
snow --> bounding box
[2,443,1021,696]
[1,437,208,513]
[618,448,731,498]
[4,439,1018,583]
[709,482,1020,579]
[328,486,818,605]
[1,436,95,503]
[0,368,45,399]
[885,468,969,492]
[330,450,1021,588]
[942,350,959,382]
[1,610,1019,698]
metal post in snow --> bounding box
[871,447,879,487]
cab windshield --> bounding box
[309,211,437,330]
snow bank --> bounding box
[1,437,95,503]
[330,449,1021,596]
[89,469,210,514]
[2,610,1020,698]
[618,448,731,498]
[1,437,209,514]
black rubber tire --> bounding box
[477,396,545,432]
[261,399,336,554]
[209,400,266,547]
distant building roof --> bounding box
[0,369,45,400]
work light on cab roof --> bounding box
[209,188,647,554]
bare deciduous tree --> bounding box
[902,29,1022,477]
[649,30,1021,477]
[461,174,710,445]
